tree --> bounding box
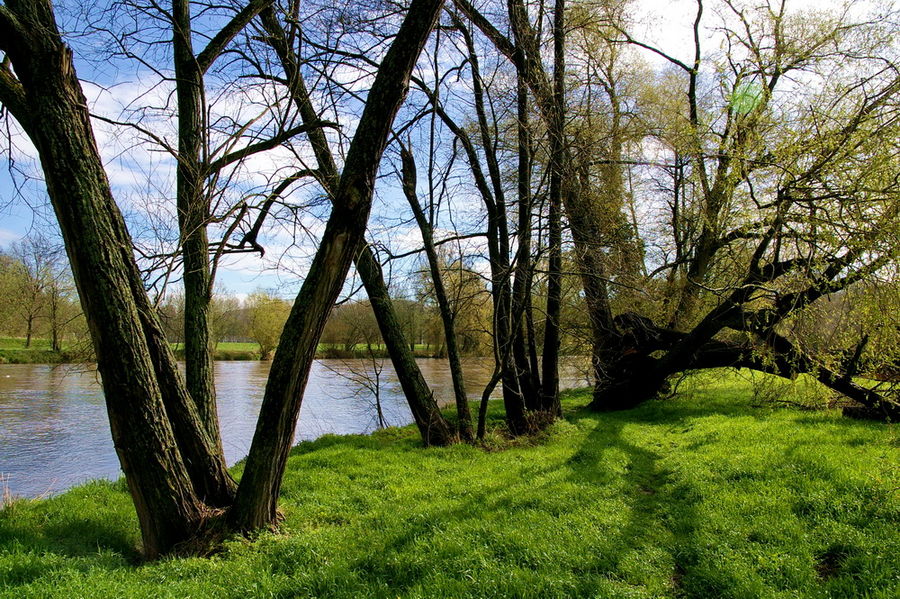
[7,235,55,347]
[0,0,445,555]
[96,0,303,453]
[0,253,25,334]
[589,0,900,417]
[400,143,474,440]
[245,290,290,359]
[450,0,900,420]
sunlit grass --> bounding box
[0,370,897,598]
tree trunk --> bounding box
[172,0,222,453]
[538,0,568,417]
[355,246,455,445]
[0,1,209,557]
[399,146,472,441]
[24,316,33,348]
[229,0,445,530]
[511,70,541,409]
[50,291,60,352]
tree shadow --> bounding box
[0,482,141,587]
[562,409,701,596]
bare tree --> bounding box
[0,0,445,555]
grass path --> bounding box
[1,371,897,598]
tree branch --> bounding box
[196,0,273,74]
[206,121,337,173]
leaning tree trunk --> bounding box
[0,1,215,557]
[258,6,455,446]
[355,246,456,445]
[399,146,473,441]
[229,0,446,531]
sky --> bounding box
[0,0,867,299]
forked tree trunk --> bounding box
[0,0,212,557]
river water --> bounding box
[0,358,590,498]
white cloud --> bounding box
[0,228,23,245]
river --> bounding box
[0,358,590,499]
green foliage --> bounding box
[1,372,897,598]
[245,291,291,359]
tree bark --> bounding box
[0,0,210,557]
[172,0,222,453]
[229,0,445,530]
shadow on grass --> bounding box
[564,408,701,596]
[0,482,140,587]
[2,386,894,597]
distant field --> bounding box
[0,337,58,351]
[0,337,76,364]
[1,336,465,363]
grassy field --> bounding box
[0,371,897,598]
[0,337,442,363]
[0,336,77,364]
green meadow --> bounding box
[1,371,897,598]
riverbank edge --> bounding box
[0,346,457,365]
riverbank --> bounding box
[1,372,897,598]
[0,337,449,364]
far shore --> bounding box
[0,338,483,365]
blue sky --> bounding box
[1,0,843,299]
[0,0,493,301]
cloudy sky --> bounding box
[0,0,858,299]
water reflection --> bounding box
[0,358,590,498]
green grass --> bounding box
[0,337,76,364]
[0,337,56,351]
[1,371,897,598]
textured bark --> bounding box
[172,0,221,452]
[170,0,270,451]
[229,0,445,530]
[0,0,208,557]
